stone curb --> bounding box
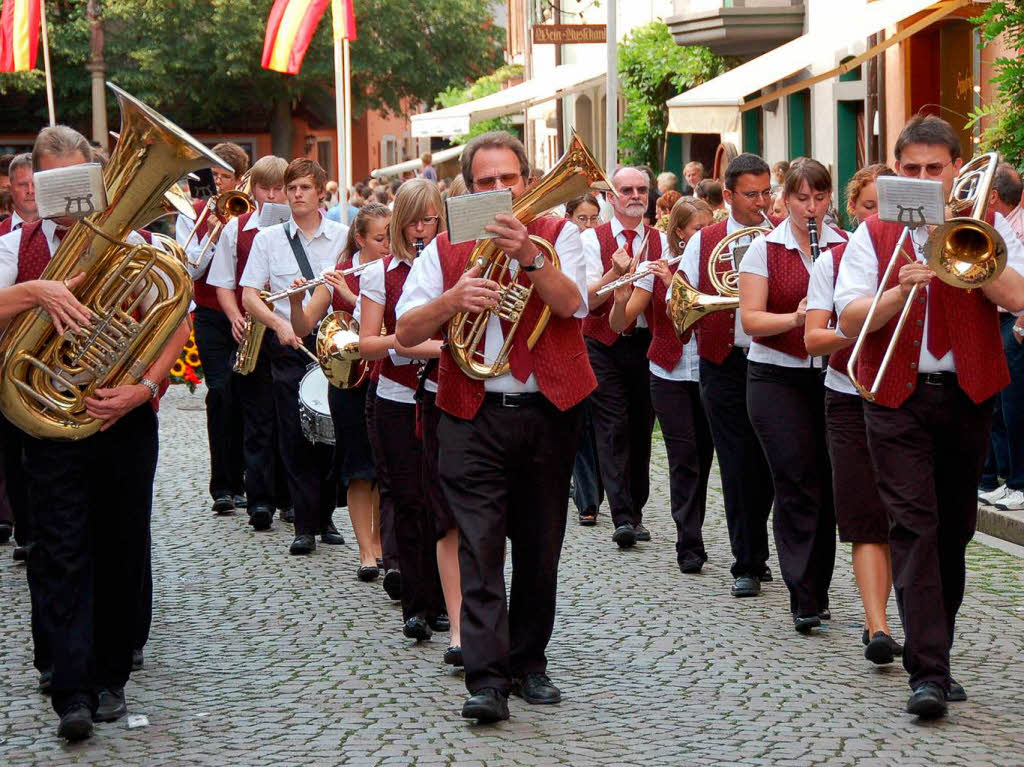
[978,502,1024,547]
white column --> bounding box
[605,0,617,175]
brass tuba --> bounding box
[447,131,611,379]
[667,222,772,336]
[0,83,231,440]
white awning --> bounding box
[370,144,464,180]
[412,63,606,138]
[667,0,966,135]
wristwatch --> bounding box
[1015,325,1024,337]
[523,253,546,272]
[139,377,160,400]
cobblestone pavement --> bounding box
[2,385,1024,766]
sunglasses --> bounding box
[473,173,521,190]
[900,161,952,178]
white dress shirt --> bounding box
[679,214,761,348]
[635,269,699,381]
[238,214,347,324]
[805,250,858,395]
[835,213,1024,374]
[5,210,25,231]
[174,207,212,280]
[207,212,263,291]
[582,217,667,329]
[738,218,847,369]
[396,222,588,394]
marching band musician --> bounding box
[608,199,716,574]
[206,155,289,532]
[175,142,250,516]
[0,126,191,740]
[288,202,389,582]
[582,166,658,550]
[239,158,347,556]
[804,165,902,668]
[356,180,451,652]
[835,115,1024,719]
[677,153,778,598]
[738,159,848,635]
[396,131,596,724]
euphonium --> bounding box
[0,83,231,440]
[447,131,611,379]
[667,223,772,336]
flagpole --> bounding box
[332,37,347,225]
[342,38,353,197]
[39,0,56,126]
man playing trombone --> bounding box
[835,115,1024,719]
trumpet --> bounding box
[183,171,255,266]
[262,260,377,304]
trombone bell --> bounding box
[925,217,1007,289]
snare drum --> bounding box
[297,364,335,445]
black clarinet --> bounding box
[414,238,425,256]
[807,217,820,263]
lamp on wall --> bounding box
[304,134,316,155]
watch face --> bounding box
[533,254,545,268]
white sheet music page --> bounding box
[445,189,514,244]
[34,163,108,220]
[877,176,945,228]
[259,202,292,228]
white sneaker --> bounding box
[995,489,1024,511]
[979,485,1010,504]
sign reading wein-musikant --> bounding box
[532,24,607,45]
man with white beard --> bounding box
[582,167,668,550]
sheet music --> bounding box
[877,176,945,227]
[34,163,108,220]
[445,189,513,244]
[259,202,292,228]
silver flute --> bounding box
[595,252,685,295]
[263,260,376,303]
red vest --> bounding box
[435,217,597,420]
[331,255,362,314]
[230,212,260,305]
[0,216,12,236]
[379,257,420,390]
[647,254,684,373]
[581,221,660,345]
[693,220,739,363]
[16,219,52,283]
[856,216,1008,408]
[827,244,855,376]
[190,198,224,313]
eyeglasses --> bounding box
[616,185,649,197]
[409,216,439,228]
[572,215,602,225]
[900,161,952,178]
[473,173,521,190]
[737,189,773,201]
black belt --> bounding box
[918,372,957,386]
[483,392,546,408]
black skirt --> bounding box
[328,381,376,494]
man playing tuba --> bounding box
[395,131,596,724]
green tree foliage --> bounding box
[616,22,725,169]
[0,0,505,137]
[436,63,523,145]
[969,2,1024,166]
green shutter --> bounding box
[742,108,762,155]
[787,91,810,158]
[836,101,860,230]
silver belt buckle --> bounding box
[501,393,520,408]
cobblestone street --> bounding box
[1,384,1024,766]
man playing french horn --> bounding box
[395,131,597,724]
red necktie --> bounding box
[926,282,951,359]
[499,267,534,383]
[620,229,639,334]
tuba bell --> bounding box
[0,83,231,440]
[447,131,612,379]
[667,222,772,336]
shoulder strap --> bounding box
[287,226,316,294]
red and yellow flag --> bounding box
[0,0,41,73]
[331,0,356,42]
[261,0,330,75]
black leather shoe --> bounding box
[279,507,295,524]
[38,669,53,695]
[13,543,31,562]
[376,557,385,570]
[633,523,651,542]
[461,688,509,723]
[429,614,450,633]
[946,679,967,702]
[289,534,316,555]
[612,524,636,549]
[759,567,773,582]
[731,575,761,597]
[93,688,127,723]
[907,682,947,718]
[513,672,561,704]
[0,521,12,544]
[862,628,870,646]
[578,507,597,526]
[865,632,900,665]
[132,648,144,671]
[320,523,345,545]
[793,614,821,634]
[212,494,235,515]
[403,616,431,641]
[233,493,247,509]
[818,609,831,621]
[678,555,704,574]
[249,505,274,531]
[357,565,379,582]
[383,569,402,600]
[444,646,464,666]
[57,702,94,741]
